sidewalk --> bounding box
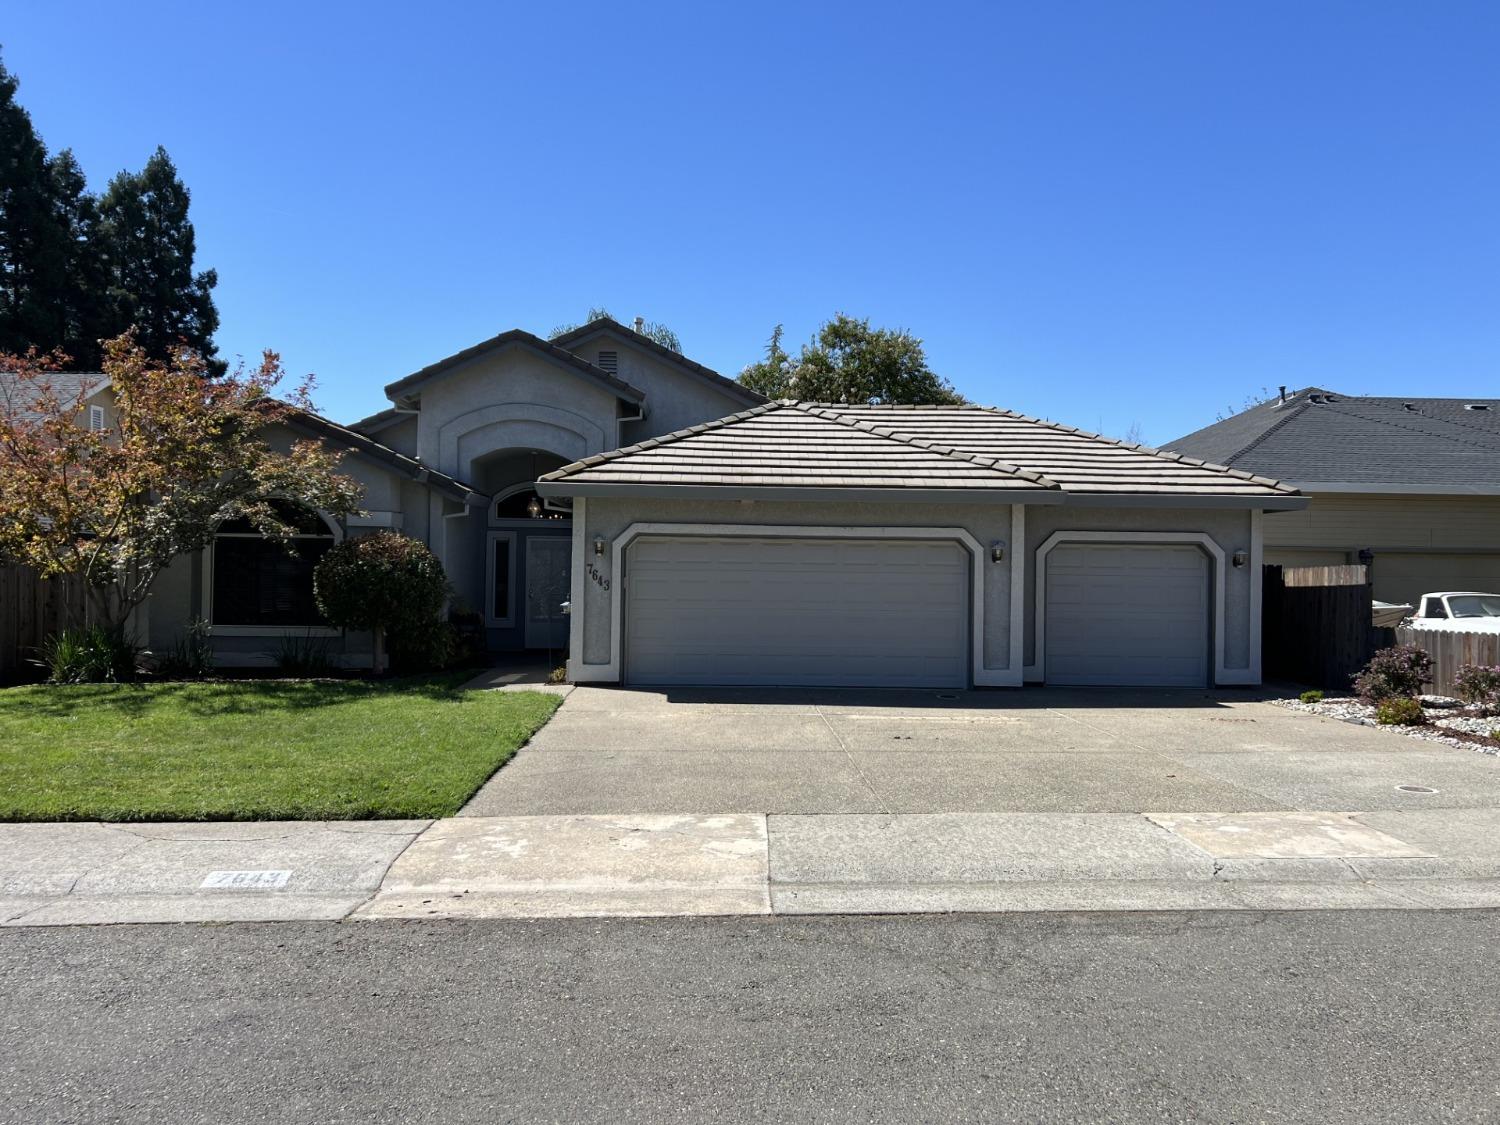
[5,808,1500,926]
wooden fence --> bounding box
[1262,564,1378,690]
[1395,626,1500,696]
[0,564,92,683]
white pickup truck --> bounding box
[1405,591,1500,633]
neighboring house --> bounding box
[1165,388,1500,608]
[6,319,1309,687]
[537,401,1302,688]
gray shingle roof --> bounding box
[539,402,1297,499]
[1165,388,1500,492]
[0,371,108,422]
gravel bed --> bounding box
[1274,695,1500,755]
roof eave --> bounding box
[383,332,647,405]
[1288,481,1500,497]
[535,481,1066,505]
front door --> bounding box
[524,535,571,649]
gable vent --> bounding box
[88,405,105,431]
[597,350,618,374]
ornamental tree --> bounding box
[313,531,449,675]
[0,333,363,632]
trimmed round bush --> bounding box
[1352,645,1433,704]
[314,531,450,674]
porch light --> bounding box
[1232,549,1248,568]
[990,541,1005,563]
[527,496,543,519]
[593,537,606,557]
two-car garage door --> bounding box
[624,536,970,688]
[620,534,1213,689]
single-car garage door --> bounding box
[1045,543,1210,687]
[624,535,970,687]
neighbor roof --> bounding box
[551,317,767,407]
[1165,388,1500,494]
[383,328,646,406]
[0,371,109,423]
[537,402,1298,505]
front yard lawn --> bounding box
[0,675,561,821]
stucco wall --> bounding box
[572,496,1018,682]
[567,336,757,439]
[409,348,622,479]
[1022,505,1258,678]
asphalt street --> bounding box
[3,911,1498,1123]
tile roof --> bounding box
[280,409,483,505]
[539,402,1296,499]
[1165,388,1500,491]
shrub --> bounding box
[1375,696,1426,726]
[388,617,459,674]
[1452,664,1500,712]
[1299,689,1325,704]
[154,618,214,680]
[272,632,334,677]
[314,531,450,674]
[1353,645,1433,703]
[36,625,141,683]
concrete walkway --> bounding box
[6,807,1500,925]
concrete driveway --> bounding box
[460,685,1500,817]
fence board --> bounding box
[1396,626,1500,696]
[0,564,91,683]
[1262,564,1377,689]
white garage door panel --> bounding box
[1046,544,1209,687]
[625,536,969,687]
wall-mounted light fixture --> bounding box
[990,541,1006,563]
[1232,549,1248,568]
[593,537,606,557]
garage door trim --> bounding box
[600,522,1006,686]
[1031,530,1244,686]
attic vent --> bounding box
[597,350,618,374]
[88,405,105,431]
[1465,403,1491,411]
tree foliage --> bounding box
[313,531,450,674]
[0,334,362,629]
[737,314,964,405]
[549,307,683,354]
[0,56,219,371]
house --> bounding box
[7,318,1307,687]
[535,400,1303,689]
[1165,388,1500,608]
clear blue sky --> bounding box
[6,1,1498,444]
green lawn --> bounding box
[0,675,561,822]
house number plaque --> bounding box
[586,563,611,591]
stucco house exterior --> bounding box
[1166,388,1500,608]
[11,318,1307,687]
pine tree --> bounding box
[97,148,221,373]
[0,58,71,357]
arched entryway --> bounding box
[471,451,572,654]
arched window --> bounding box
[211,501,337,628]
[491,487,568,522]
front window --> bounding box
[1445,595,1500,619]
[212,502,335,627]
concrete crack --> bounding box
[813,704,890,814]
